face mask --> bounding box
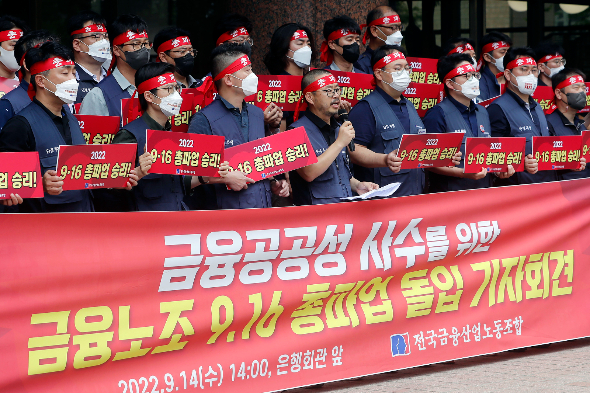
[43,77,79,104]
[564,91,587,110]
[378,28,403,46]
[510,72,537,95]
[383,69,411,92]
[174,53,195,77]
[156,90,183,117]
[81,39,111,63]
[232,72,259,96]
[288,46,312,68]
[339,42,360,64]
[124,47,150,70]
[544,64,564,78]
[0,46,20,72]
[453,77,480,100]
[471,57,478,69]
[493,55,505,72]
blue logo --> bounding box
[417,163,422,168]
[261,173,266,178]
[552,165,555,169]
[176,168,180,174]
[390,333,411,357]
[85,183,89,188]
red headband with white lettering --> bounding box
[0,29,23,42]
[477,40,510,71]
[157,36,191,53]
[360,15,401,45]
[291,30,308,41]
[538,53,562,64]
[113,30,148,46]
[71,24,107,36]
[506,57,537,71]
[444,63,476,82]
[293,73,338,122]
[320,28,358,65]
[373,51,406,70]
[137,72,176,95]
[30,56,74,75]
[213,55,251,81]
[216,27,249,46]
[447,43,474,56]
[546,74,585,114]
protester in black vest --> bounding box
[189,44,289,209]
[477,32,512,102]
[68,11,110,104]
[423,53,514,192]
[289,69,378,205]
[535,42,565,88]
[546,68,589,180]
[79,14,150,117]
[0,41,137,212]
[154,27,201,89]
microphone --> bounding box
[337,109,355,152]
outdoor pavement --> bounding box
[288,337,590,393]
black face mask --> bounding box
[174,53,195,77]
[124,47,150,70]
[339,42,360,64]
[564,91,587,110]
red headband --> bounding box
[444,63,476,82]
[293,73,337,122]
[30,56,74,75]
[538,53,562,64]
[0,29,23,42]
[113,30,148,46]
[372,51,406,70]
[447,43,474,56]
[213,55,251,81]
[70,24,107,36]
[360,15,401,45]
[157,36,191,53]
[216,27,249,46]
[137,72,176,95]
[506,57,537,70]
[320,28,358,65]
[546,74,585,114]
[291,30,308,41]
[477,41,510,71]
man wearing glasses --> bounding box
[289,69,378,205]
[80,14,151,117]
[534,43,566,88]
[68,11,110,104]
[154,27,201,89]
[354,6,403,74]
[423,53,514,192]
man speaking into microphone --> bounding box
[289,69,378,205]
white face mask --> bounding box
[510,71,537,95]
[544,64,564,78]
[377,28,403,46]
[232,72,259,97]
[493,55,505,72]
[0,46,21,72]
[452,77,480,100]
[287,46,312,68]
[157,90,183,117]
[81,38,111,63]
[383,69,411,92]
[43,76,79,104]
[471,57,478,69]
[102,52,113,70]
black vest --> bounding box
[546,111,590,181]
[96,72,131,117]
[75,63,100,104]
[1,83,30,115]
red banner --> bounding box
[56,144,137,190]
[579,82,590,113]
[74,115,120,145]
[0,76,20,97]
[169,92,195,133]
[404,83,444,117]
[398,132,463,168]
[329,70,374,106]
[531,86,555,113]
[2,179,590,393]
[464,137,526,173]
[224,126,317,181]
[120,98,142,127]
[146,130,225,177]
[0,152,43,199]
[532,135,582,171]
[407,57,440,84]
[245,75,303,112]
[582,131,590,162]
[478,95,500,108]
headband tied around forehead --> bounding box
[137,72,176,95]
[213,55,251,81]
[0,29,23,42]
[112,30,148,46]
[291,30,308,41]
[546,74,585,115]
[444,63,476,82]
[70,24,107,36]
[372,51,406,71]
[476,40,510,71]
[539,53,562,64]
[27,56,75,100]
[216,27,249,46]
[293,73,337,122]
[506,56,537,71]
[447,43,474,56]
[320,28,358,65]
[157,36,191,54]
[360,15,401,46]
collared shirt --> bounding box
[0,80,28,130]
[478,66,501,102]
[79,67,136,116]
[113,112,171,145]
[423,94,479,136]
[180,75,202,88]
[301,109,338,146]
[349,86,411,146]
[76,62,107,83]
[547,110,585,136]
[0,97,71,152]
[329,62,356,73]
[188,96,250,141]
[488,89,543,137]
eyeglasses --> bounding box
[314,87,342,98]
[455,72,481,81]
[154,84,182,95]
[384,66,413,75]
[78,33,109,41]
[120,41,152,51]
[512,66,539,76]
[377,24,404,33]
[229,37,254,46]
[169,48,198,57]
[546,58,567,67]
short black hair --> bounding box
[135,62,176,111]
[67,11,107,48]
[154,26,191,53]
[442,37,476,56]
[15,30,59,69]
[301,69,332,105]
[211,43,251,89]
[480,31,512,68]
[323,15,361,41]
[109,14,148,46]
[0,15,30,35]
[437,53,474,95]
[552,67,586,91]
[534,41,565,63]
[26,41,73,92]
[503,46,536,70]
[365,6,396,41]
[214,13,253,45]
[371,44,407,69]
[263,23,315,75]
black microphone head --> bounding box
[337,108,349,121]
